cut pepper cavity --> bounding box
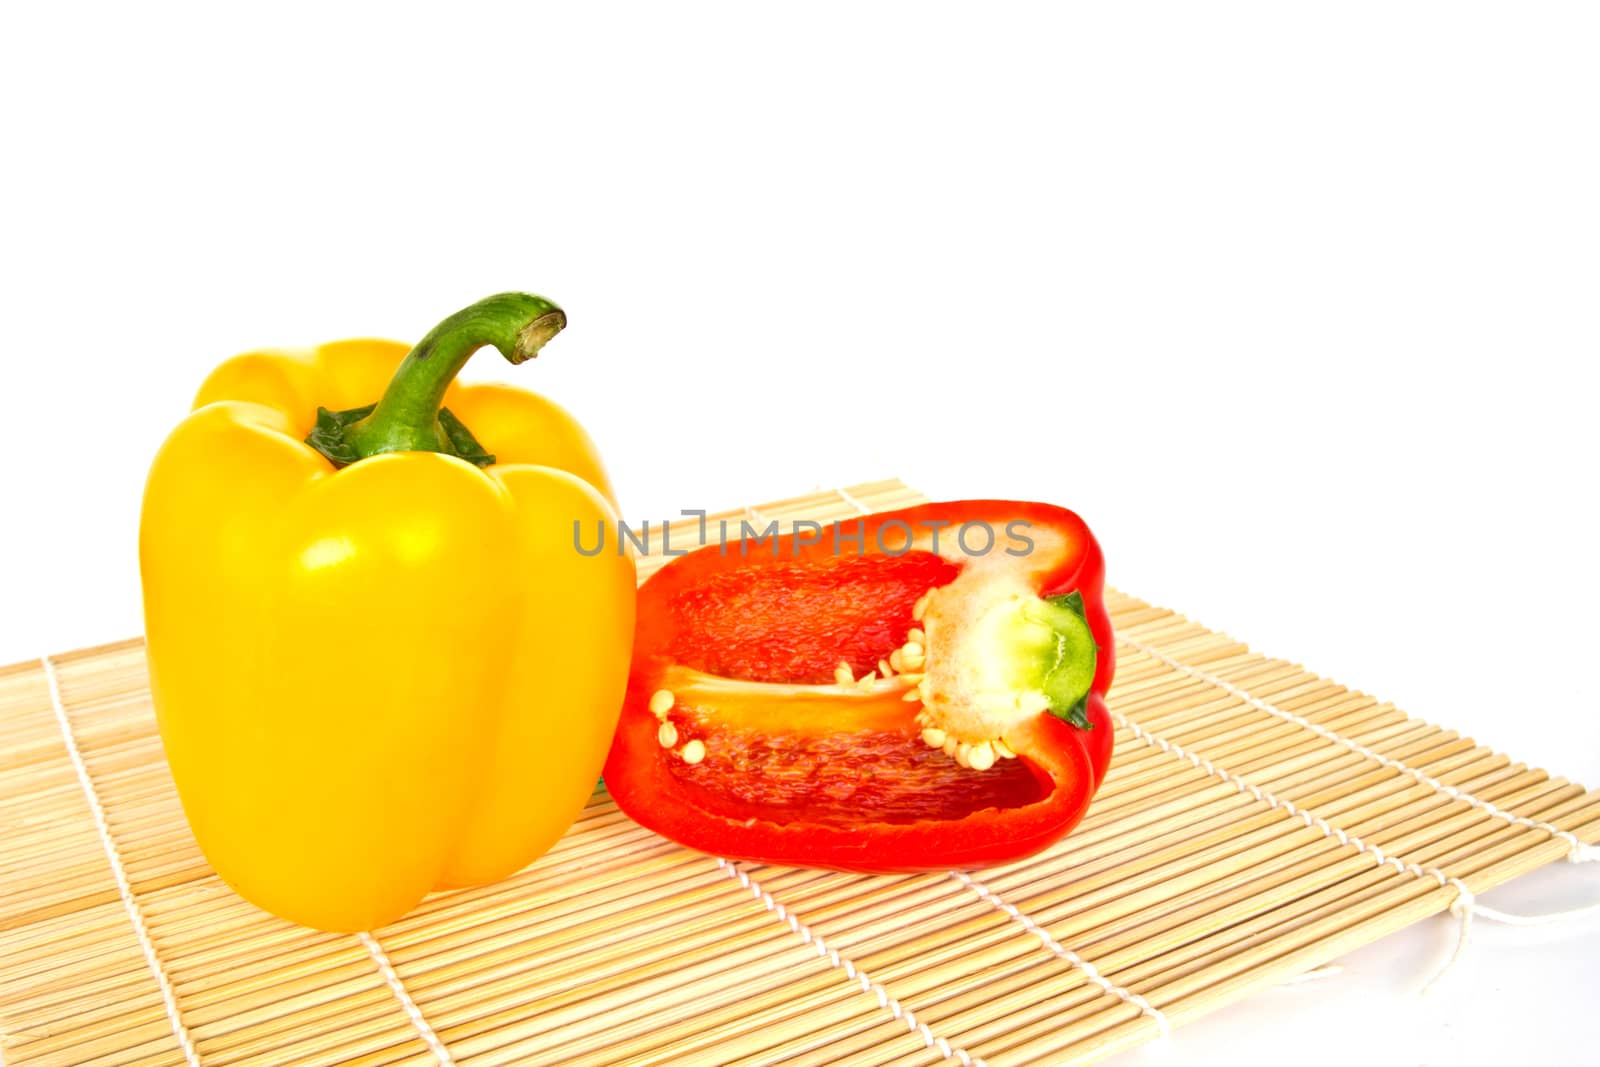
[603,501,1115,873]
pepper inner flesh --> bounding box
[665,726,1050,827]
[664,553,959,684]
[656,676,1051,827]
[649,549,1093,826]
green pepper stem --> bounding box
[339,293,566,462]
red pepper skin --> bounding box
[603,501,1114,872]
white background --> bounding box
[2,3,1596,1064]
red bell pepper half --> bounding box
[602,501,1114,872]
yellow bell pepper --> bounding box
[139,293,635,932]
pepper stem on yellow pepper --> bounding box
[306,292,566,468]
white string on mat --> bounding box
[1277,964,1346,987]
[41,656,203,1067]
[1116,633,1599,867]
[1112,707,1481,993]
[358,932,454,1066]
[716,859,988,1067]
[834,485,871,515]
[951,872,1170,1039]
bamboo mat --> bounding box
[3,478,1596,1067]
